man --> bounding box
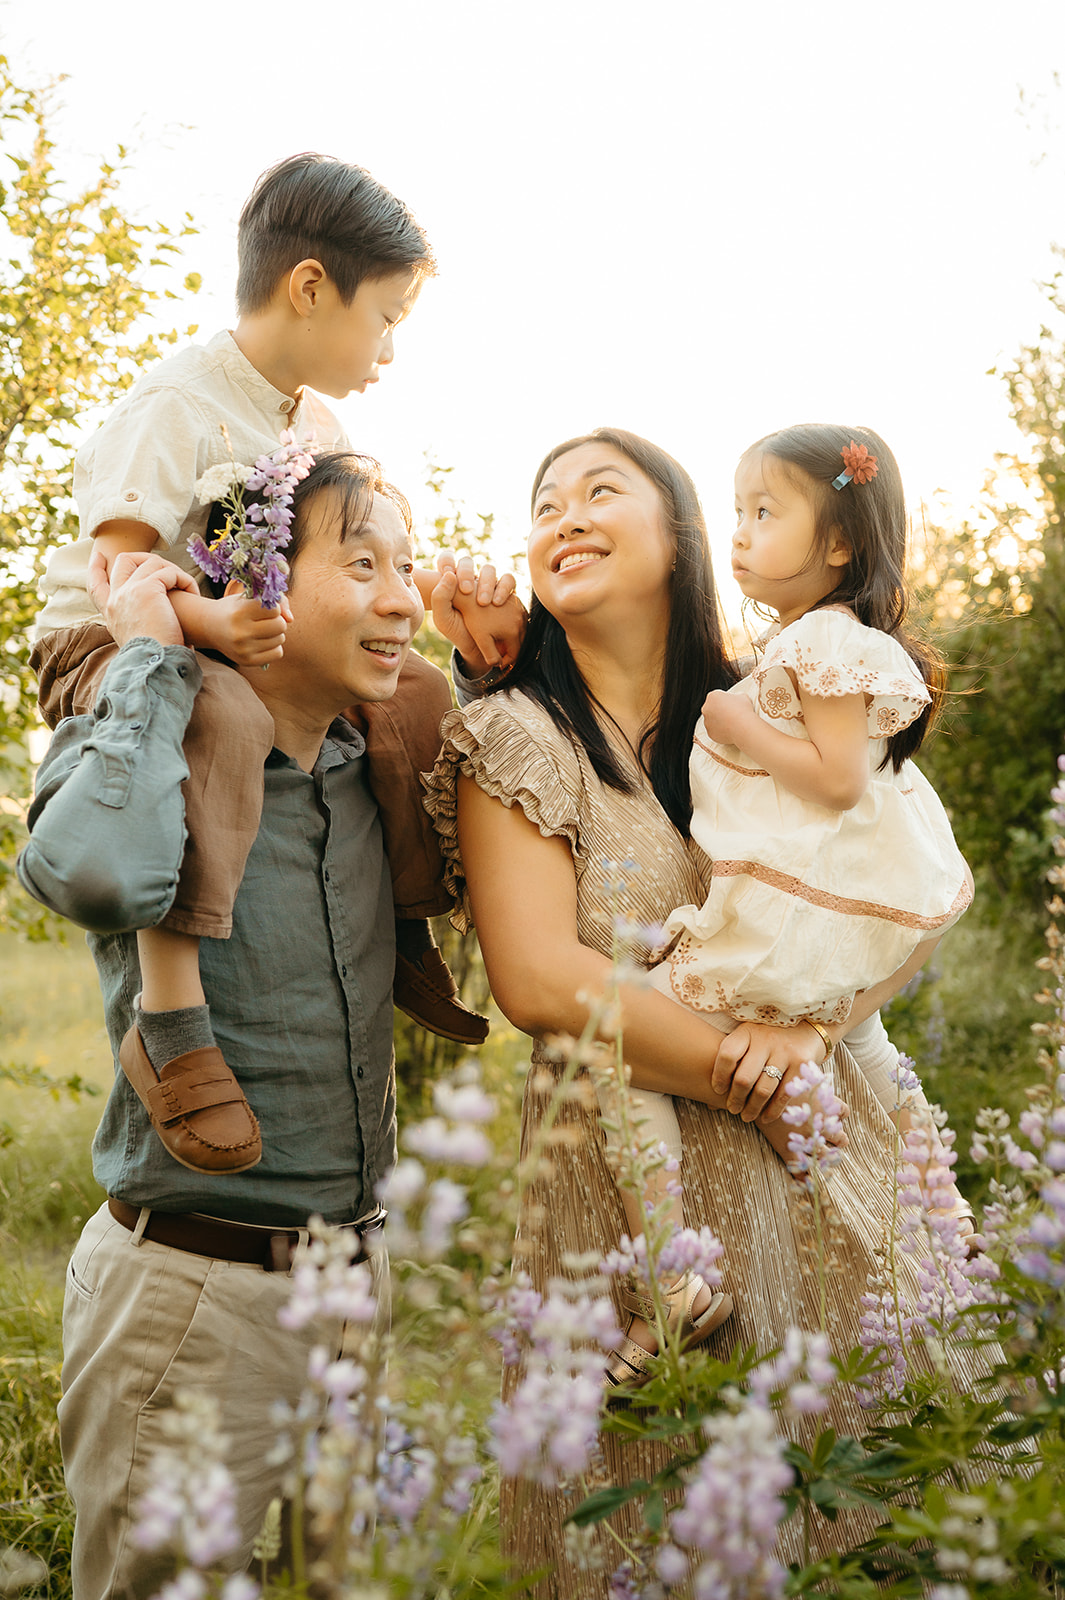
[19,453,442,1598]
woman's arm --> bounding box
[456,776,828,1108]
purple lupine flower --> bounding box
[890,1053,922,1099]
[490,1281,621,1487]
[277,1219,378,1331]
[748,1327,835,1415]
[896,1117,998,1331]
[607,1563,641,1600]
[669,1399,792,1599]
[403,1115,492,1166]
[1015,1177,1065,1291]
[131,1391,241,1567]
[655,1227,726,1291]
[190,431,315,607]
[781,1061,846,1185]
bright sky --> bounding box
[5,0,1065,616]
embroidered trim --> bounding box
[666,955,854,1027]
[694,734,770,777]
[709,861,973,930]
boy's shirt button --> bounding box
[124,491,139,501]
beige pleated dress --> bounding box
[425,689,943,1598]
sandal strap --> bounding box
[603,1334,657,1389]
[620,1270,700,1331]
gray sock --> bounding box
[136,1002,216,1076]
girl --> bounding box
[599,422,972,1387]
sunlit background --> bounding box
[5,0,1065,615]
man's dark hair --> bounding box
[236,153,435,314]
[202,452,411,599]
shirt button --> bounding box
[124,491,138,501]
[341,965,347,977]
[324,869,330,883]
[357,1067,364,1079]
[147,652,162,666]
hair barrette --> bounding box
[832,440,878,491]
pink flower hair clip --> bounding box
[831,440,878,491]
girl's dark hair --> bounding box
[202,451,411,598]
[491,427,737,835]
[745,423,944,771]
[236,153,435,314]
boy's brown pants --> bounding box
[32,623,453,939]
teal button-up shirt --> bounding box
[19,639,396,1226]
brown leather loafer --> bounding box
[119,1026,262,1174]
[394,948,489,1045]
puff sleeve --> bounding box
[422,693,586,933]
[751,610,931,740]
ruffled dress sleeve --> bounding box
[750,608,931,740]
[422,692,585,933]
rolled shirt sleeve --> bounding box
[18,640,201,933]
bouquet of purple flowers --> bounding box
[188,429,316,608]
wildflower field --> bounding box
[1,755,1064,1600]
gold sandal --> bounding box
[603,1270,733,1392]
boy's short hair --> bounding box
[236,153,435,314]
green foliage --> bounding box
[913,270,1065,918]
[0,57,198,934]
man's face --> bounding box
[269,486,423,722]
[302,269,421,399]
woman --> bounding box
[425,429,935,1594]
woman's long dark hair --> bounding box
[490,427,737,835]
[744,423,944,771]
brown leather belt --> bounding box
[107,1196,383,1273]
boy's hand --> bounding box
[88,545,198,648]
[204,583,292,666]
[701,688,760,749]
[430,555,527,675]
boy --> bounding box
[32,152,487,1176]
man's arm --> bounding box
[17,552,203,933]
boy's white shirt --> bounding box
[34,330,349,639]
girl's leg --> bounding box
[593,1073,729,1364]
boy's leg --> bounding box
[33,626,273,937]
[348,650,488,1044]
[33,627,271,1169]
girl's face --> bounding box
[528,442,675,629]
[731,452,849,627]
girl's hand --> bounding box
[209,585,292,666]
[711,1019,833,1123]
[701,688,760,749]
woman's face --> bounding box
[528,442,675,626]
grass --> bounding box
[0,928,110,1598]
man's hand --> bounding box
[88,546,199,648]
[430,554,527,675]
[701,688,761,750]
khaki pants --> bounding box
[59,1203,386,1600]
[32,624,453,935]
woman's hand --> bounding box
[711,1019,832,1124]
